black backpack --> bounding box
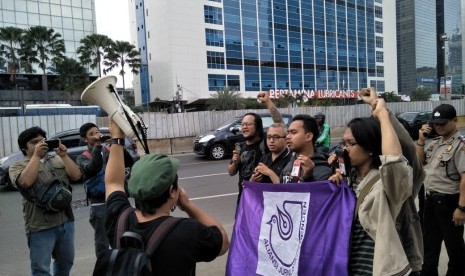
[93,207,183,276]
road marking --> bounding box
[179,173,228,180]
[180,161,218,166]
[191,192,238,201]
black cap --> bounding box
[430,104,456,124]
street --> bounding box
[0,152,459,275]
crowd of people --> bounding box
[7,88,465,275]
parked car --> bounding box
[396,111,437,140]
[194,113,293,160]
[0,127,140,190]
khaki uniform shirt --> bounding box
[424,131,465,194]
[9,155,72,233]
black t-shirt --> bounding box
[258,148,293,183]
[237,139,267,185]
[105,192,223,275]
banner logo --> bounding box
[257,192,310,276]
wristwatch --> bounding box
[458,205,465,212]
[110,138,125,146]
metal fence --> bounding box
[1,99,464,157]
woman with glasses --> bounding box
[329,95,414,275]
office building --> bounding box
[0,0,97,105]
[397,0,463,96]
[130,0,397,107]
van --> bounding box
[193,113,292,160]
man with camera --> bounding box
[416,104,465,275]
[9,126,81,275]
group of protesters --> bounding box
[8,87,465,275]
[227,88,465,276]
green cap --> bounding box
[128,154,180,200]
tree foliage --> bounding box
[380,91,402,102]
[103,40,141,96]
[55,57,89,99]
[0,26,24,83]
[411,86,432,101]
[77,34,113,77]
[21,26,65,74]
[207,87,243,110]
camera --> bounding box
[331,147,351,176]
[44,139,60,150]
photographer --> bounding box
[9,126,81,275]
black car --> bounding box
[0,127,140,190]
[194,113,292,160]
[396,111,436,140]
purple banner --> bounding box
[226,180,355,276]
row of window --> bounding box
[2,11,93,32]
[208,74,239,91]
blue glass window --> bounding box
[207,51,225,69]
[208,74,226,91]
[205,29,224,47]
[227,75,240,88]
[204,6,223,25]
[375,21,383,33]
[376,51,384,63]
[375,36,383,48]
[374,6,382,19]
[377,66,384,77]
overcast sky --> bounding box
[94,0,133,89]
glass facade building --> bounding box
[0,0,97,74]
[206,0,384,93]
[131,0,395,106]
[397,0,463,95]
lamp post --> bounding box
[441,33,448,100]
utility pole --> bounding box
[441,33,449,100]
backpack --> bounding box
[82,150,106,198]
[93,207,183,276]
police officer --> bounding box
[416,104,465,276]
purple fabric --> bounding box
[226,180,355,276]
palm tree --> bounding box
[55,57,89,102]
[0,26,24,84]
[207,87,243,110]
[76,34,113,77]
[103,40,141,98]
[21,26,65,102]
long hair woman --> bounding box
[329,97,413,275]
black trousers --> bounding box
[422,192,465,276]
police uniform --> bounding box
[422,131,465,275]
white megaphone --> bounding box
[81,76,149,153]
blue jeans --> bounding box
[89,204,109,257]
[27,221,75,276]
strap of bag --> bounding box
[115,207,136,249]
[82,150,92,160]
[354,174,381,222]
[115,207,183,256]
[145,217,183,256]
